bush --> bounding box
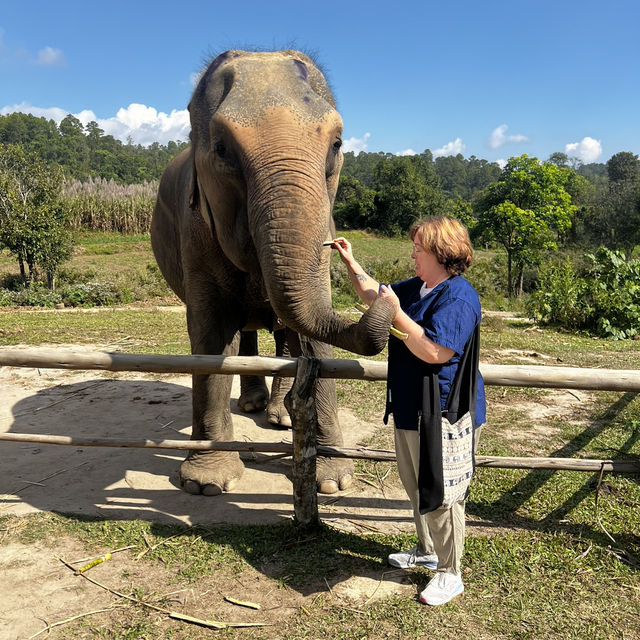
[526,258,588,328]
[465,253,511,311]
[583,248,640,339]
[527,248,640,339]
[0,283,62,307]
[0,262,173,309]
[59,281,125,307]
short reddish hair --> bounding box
[409,217,473,275]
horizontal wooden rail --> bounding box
[1,348,640,391]
[0,433,638,473]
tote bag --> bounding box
[418,323,480,513]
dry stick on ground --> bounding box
[28,605,124,639]
[57,557,271,630]
[69,545,136,566]
[1,382,104,422]
[593,467,640,568]
[135,528,192,560]
[594,464,617,545]
[0,461,90,510]
[362,570,398,607]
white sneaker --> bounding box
[419,572,464,606]
[387,546,438,570]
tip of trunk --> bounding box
[330,297,396,356]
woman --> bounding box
[333,216,485,606]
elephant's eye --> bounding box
[333,139,342,151]
[215,141,227,158]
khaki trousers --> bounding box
[394,424,482,576]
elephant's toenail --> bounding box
[317,480,339,495]
[339,475,354,491]
[182,480,201,495]
[202,483,223,496]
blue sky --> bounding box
[1,0,639,166]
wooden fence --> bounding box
[1,347,639,524]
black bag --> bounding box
[417,323,480,513]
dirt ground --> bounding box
[0,346,422,639]
[0,344,591,639]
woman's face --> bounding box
[411,241,442,283]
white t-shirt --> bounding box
[419,282,433,298]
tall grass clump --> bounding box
[63,178,158,233]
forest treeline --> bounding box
[2,111,639,253]
[0,112,188,183]
[2,111,640,337]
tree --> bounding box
[583,152,640,249]
[548,152,569,167]
[0,143,73,287]
[474,154,576,296]
[57,115,90,179]
[434,154,468,198]
[371,155,446,236]
[607,151,640,183]
[333,175,376,230]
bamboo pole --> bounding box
[0,433,638,473]
[479,363,640,392]
[1,348,640,390]
[0,348,299,378]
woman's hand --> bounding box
[377,284,400,316]
[331,237,379,306]
[331,237,353,265]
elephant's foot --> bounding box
[266,398,292,428]
[238,378,269,413]
[179,451,244,496]
[316,457,354,494]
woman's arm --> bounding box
[378,284,455,365]
[332,237,379,306]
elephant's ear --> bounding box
[188,151,216,233]
[189,149,200,212]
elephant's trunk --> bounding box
[247,158,395,356]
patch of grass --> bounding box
[2,513,638,639]
[75,232,151,246]
[0,308,189,353]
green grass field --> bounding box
[1,231,639,639]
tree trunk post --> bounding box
[18,257,26,285]
[284,355,320,527]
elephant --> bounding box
[151,49,395,497]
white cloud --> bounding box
[565,137,602,163]
[496,158,507,169]
[433,137,466,158]
[1,102,190,146]
[37,46,66,66]
[1,102,68,121]
[397,148,417,156]
[342,132,370,154]
[488,124,529,149]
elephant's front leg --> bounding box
[288,331,353,494]
[237,329,293,427]
[237,330,269,413]
[266,328,293,427]
[181,308,245,496]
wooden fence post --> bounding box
[284,356,320,527]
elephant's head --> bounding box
[187,50,394,355]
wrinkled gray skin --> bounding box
[151,50,395,496]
